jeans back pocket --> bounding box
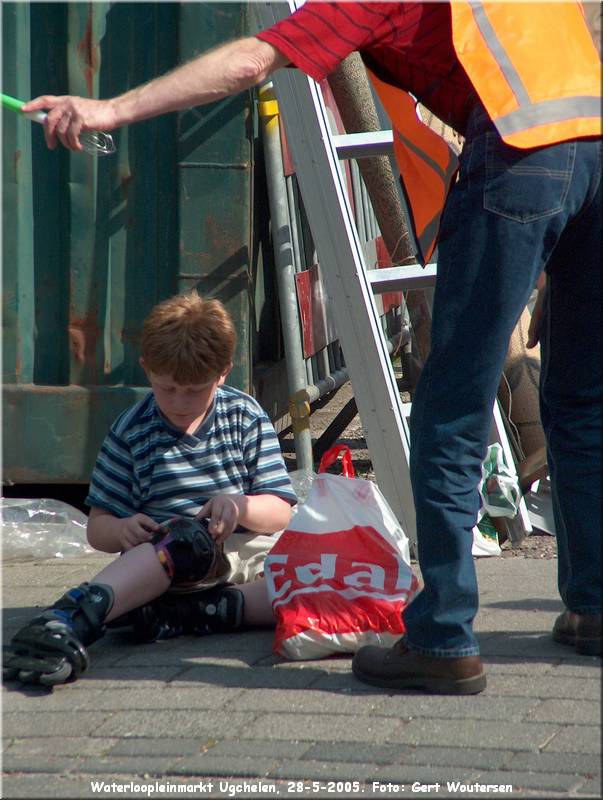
[484,132,574,223]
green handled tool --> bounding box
[2,92,116,156]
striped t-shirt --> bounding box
[85,386,297,526]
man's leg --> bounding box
[541,143,602,655]
[353,114,592,690]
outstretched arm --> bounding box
[21,37,289,152]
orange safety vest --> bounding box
[367,1,602,265]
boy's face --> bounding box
[141,361,231,431]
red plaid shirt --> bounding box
[257,1,476,133]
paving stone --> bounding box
[2,589,68,611]
[74,756,184,775]
[302,742,406,765]
[3,711,112,738]
[0,774,99,798]
[481,658,558,676]
[207,739,312,760]
[5,736,117,758]
[526,698,601,725]
[477,611,559,635]
[483,674,601,700]
[229,687,388,715]
[108,737,213,757]
[548,661,603,678]
[2,755,84,774]
[172,755,280,778]
[576,777,603,797]
[113,634,272,666]
[395,745,513,771]
[93,709,256,739]
[368,693,539,722]
[255,654,354,672]
[1,558,109,588]
[304,671,383,692]
[268,759,379,781]
[304,742,512,770]
[176,663,327,689]
[241,712,405,743]
[471,770,580,793]
[541,725,602,754]
[378,718,562,751]
[67,666,186,688]
[2,686,240,712]
[479,635,567,659]
[505,750,601,776]
[366,766,479,785]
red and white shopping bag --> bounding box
[265,446,419,660]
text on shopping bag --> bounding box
[265,526,415,607]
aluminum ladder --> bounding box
[254,1,532,547]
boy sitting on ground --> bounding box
[4,291,296,685]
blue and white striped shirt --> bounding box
[86,386,297,525]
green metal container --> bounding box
[2,2,262,483]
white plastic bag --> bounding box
[479,443,521,519]
[1,498,94,561]
[265,446,419,660]
[472,444,521,557]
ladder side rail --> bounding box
[258,6,416,538]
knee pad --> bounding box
[152,517,220,584]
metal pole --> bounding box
[258,84,314,471]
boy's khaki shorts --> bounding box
[169,531,281,593]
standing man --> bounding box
[23,2,602,693]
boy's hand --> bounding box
[118,514,161,551]
[197,495,243,545]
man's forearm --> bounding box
[111,37,288,127]
[22,35,289,151]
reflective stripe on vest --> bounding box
[368,68,459,266]
[451,2,602,148]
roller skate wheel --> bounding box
[17,669,39,684]
[39,661,73,686]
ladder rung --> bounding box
[332,130,394,159]
[367,263,437,293]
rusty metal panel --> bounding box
[2,3,254,483]
[176,3,253,392]
[2,3,35,387]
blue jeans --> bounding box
[404,106,602,657]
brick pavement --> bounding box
[2,554,601,799]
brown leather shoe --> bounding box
[552,610,602,655]
[352,637,486,694]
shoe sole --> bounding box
[351,662,487,695]
[553,630,602,656]
[576,638,602,656]
[552,629,575,647]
